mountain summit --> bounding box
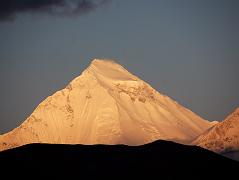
[0,59,215,151]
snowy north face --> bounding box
[0,59,215,151]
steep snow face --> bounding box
[193,108,239,153]
[0,59,215,151]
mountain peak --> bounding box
[234,107,239,115]
[90,59,117,66]
[89,59,125,71]
[225,107,239,124]
[69,59,139,90]
[0,58,214,151]
[87,59,137,82]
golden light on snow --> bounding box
[0,59,215,151]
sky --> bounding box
[0,0,239,134]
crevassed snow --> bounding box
[0,59,215,151]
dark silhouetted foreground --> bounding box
[0,140,238,179]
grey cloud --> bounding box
[0,0,111,21]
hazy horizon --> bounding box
[0,0,239,134]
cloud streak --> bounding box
[0,0,110,21]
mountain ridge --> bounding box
[0,59,215,151]
[0,140,238,179]
[193,107,239,160]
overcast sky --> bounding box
[0,0,239,134]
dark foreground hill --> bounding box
[0,140,238,179]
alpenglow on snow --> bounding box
[0,59,215,151]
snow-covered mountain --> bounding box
[0,59,215,151]
[193,108,239,157]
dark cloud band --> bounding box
[0,0,110,21]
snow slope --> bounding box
[193,108,239,154]
[0,59,215,151]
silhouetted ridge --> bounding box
[0,140,238,179]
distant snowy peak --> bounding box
[69,59,160,105]
[0,59,215,151]
[194,108,239,153]
[89,59,138,81]
[70,59,141,90]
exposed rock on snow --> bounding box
[0,59,215,151]
[193,108,239,154]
